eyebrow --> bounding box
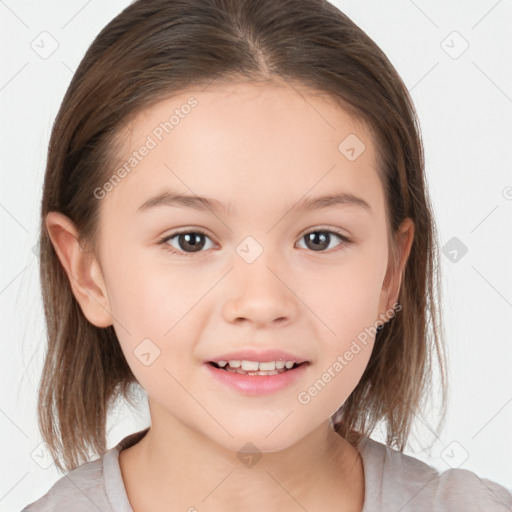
[137,188,372,214]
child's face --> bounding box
[90,81,406,451]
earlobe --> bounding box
[45,211,113,328]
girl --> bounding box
[22,0,512,510]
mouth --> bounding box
[204,358,310,395]
[207,360,307,376]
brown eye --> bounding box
[298,230,349,252]
[175,232,206,252]
[159,230,214,256]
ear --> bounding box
[379,217,415,322]
[45,211,113,328]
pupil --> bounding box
[306,231,329,251]
[180,233,204,252]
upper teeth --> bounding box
[217,360,296,371]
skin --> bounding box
[46,80,414,511]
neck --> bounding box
[120,402,364,512]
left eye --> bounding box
[297,230,349,252]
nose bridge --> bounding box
[222,238,297,325]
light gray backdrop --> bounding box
[1,0,511,509]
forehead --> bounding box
[101,81,382,220]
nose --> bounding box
[222,254,299,327]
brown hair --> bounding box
[38,0,447,472]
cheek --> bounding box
[296,266,379,420]
[103,251,209,379]
[293,245,386,410]
[105,248,205,334]
[108,264,203,404]
[299,248,387,340]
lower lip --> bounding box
[204,363,309,395]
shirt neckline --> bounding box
[103,427,150,512]
[103,427,379,512]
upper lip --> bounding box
[206,349,308,364]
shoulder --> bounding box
[19,455,110,512]
[358,436,512,512]
[20,428,149,512]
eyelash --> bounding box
[157,227,352,258]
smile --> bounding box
[209,359,301,375]
[205,360,309,395]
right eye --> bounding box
[158,230,216,257]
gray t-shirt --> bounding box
[21,427,512,511]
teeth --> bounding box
[241,360,259,371]
[259,361,276,371]
[228,368,281,376]
[218,359,297,371]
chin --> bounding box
[210,420,306,454]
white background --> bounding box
[1,0,511,509]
